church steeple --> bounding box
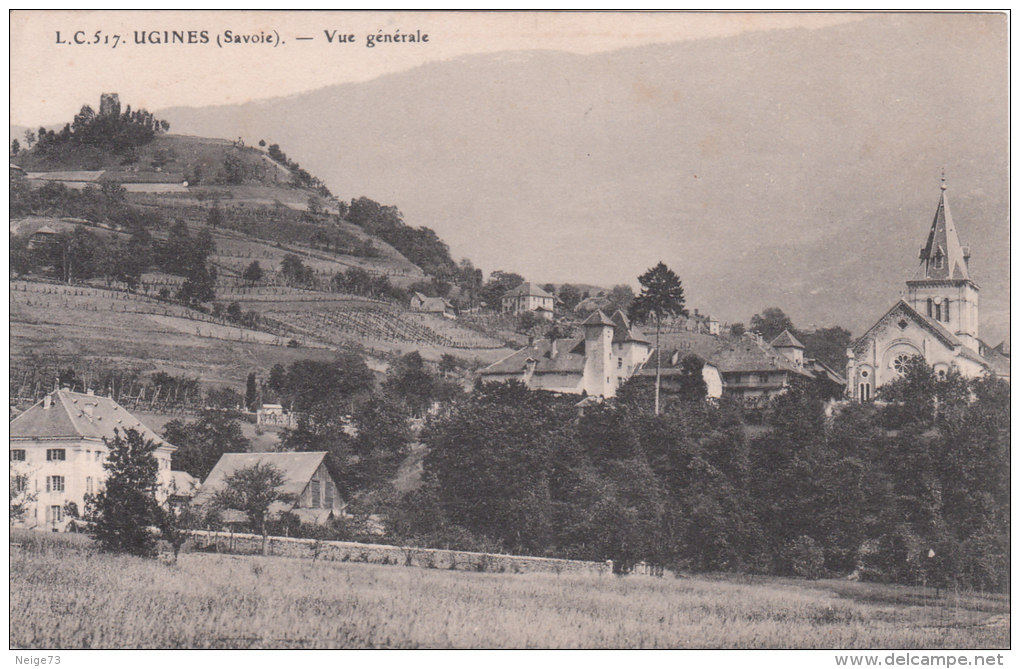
[917,174,971,281]
[906,174,980,351]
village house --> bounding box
[409,291,456,319]
[848,179,1010,401]
[256,403,299,428]
[191,451,344,527]
[501,282,555,320]
[631,329,845,404]
[9,389,178,530]
[480,310,651,398]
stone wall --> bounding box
[188,530,609,575]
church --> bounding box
[846,178,1009,401]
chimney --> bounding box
[43,394,51,410]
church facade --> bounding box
[846,179,1008,401]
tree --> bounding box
[558,284,583,311]
[730,322,746,337]
[606,284,636,315]
[800,326,853,374]
[242,260,264,286]
[383,351,437,417]
[90,428,161,558]
[165,411,250,480]
[155,498,195,563]
[749,308,795,343]
[212,462,295,555]
[245,372,258,411]
[480,270,525,309]
[10,139,20,157]
[280,253,310,286]
[628,262,688,415]
[23,129,35,149]
[9,465,36,526]
[207,203,224,228]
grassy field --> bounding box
[10,532,1008,649]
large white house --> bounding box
[480,310,651,398]
[847,179,1009,400]
[501,282,556,320]
[9,389,177,530]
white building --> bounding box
[847,179,1009,400]
[501,282,555,320]
[9,389,177,530]
[480,310,651,398]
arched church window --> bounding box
[942,299,950,323]
[859,382,871,401]
[934,302,942,321]
[892,353,911,375]
[860,369,869,379]
[926,299,933,317]
[933,251,944,269]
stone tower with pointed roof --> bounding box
[905,176,980,351]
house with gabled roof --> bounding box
[847,178,1008,401]
[631,328,845,404]
[9,389,178,530]
[480,309,651,397]
[501,282,555,320]
[410,291,456,319]
[191,451,344,526]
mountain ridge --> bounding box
[158,13,1008,343]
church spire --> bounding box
[918,174,971,281]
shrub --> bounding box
[785,535,825,580]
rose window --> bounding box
[892,353,911,374]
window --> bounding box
[47,505,63,524]
[859,382,871,401]
[13,476,27,493]
[942,299,950,323]
[892,353,911,375]
[758,373,769,384]
[933,252,944,269]
[617,358,623,369]
[926,298,933,317]
[309,480,321,508]
[860,369,869,379]
[10,449,25,461]
[95,451,102,462]
[934,302,942,321]
[46,476,65,493]
[324,481,333,508]
[46,449,66,461]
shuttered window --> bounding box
[309,480,321,508]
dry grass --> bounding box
[10,532,1008,649]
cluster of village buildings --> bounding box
[9,181,1009,532]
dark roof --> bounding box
[913,183,972,282]
[191,451,330,512]
[10,389,174,450]
[611,311,649,344]
[770,329,805,349]
[708,338,808,375]
[503,282,554,300]
[481,337,587,376]
[582,310,614,327]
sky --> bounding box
[10,11,864,127]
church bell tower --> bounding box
[905,176,980,351]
